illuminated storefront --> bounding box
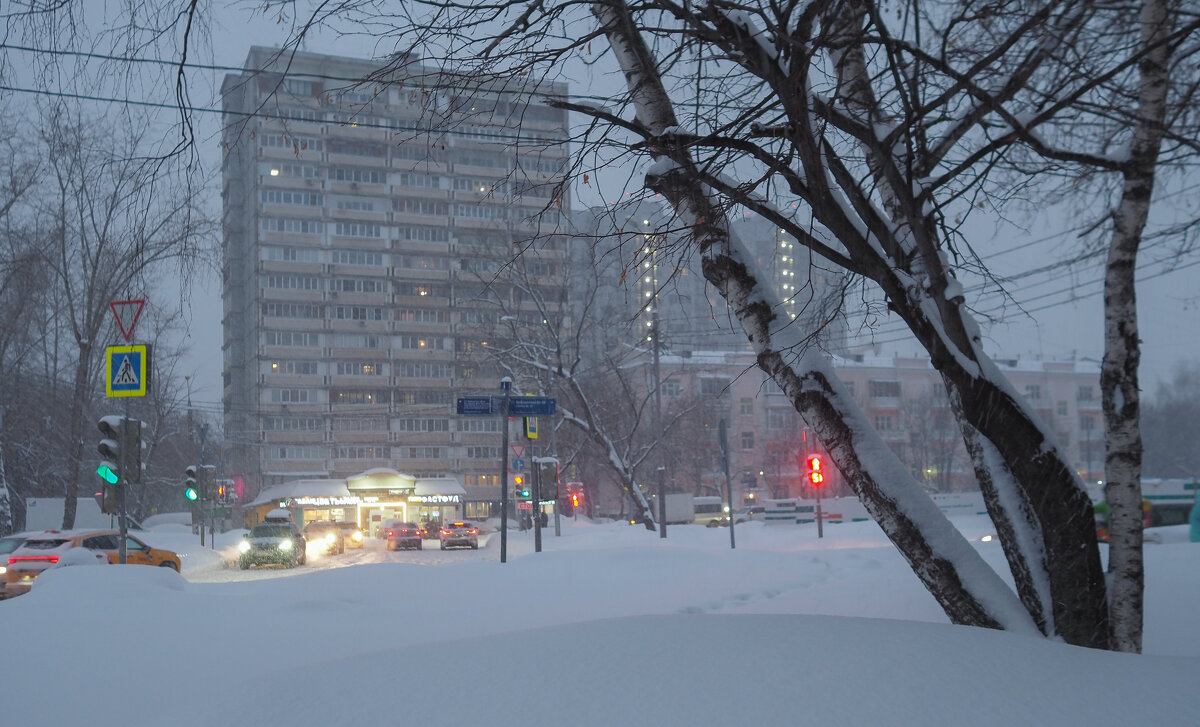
[242,469,471,537]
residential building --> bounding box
[605,350,1102,512]
[221,47,571,514]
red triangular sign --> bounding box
[110,299,145,342]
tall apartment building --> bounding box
[571,202,848,356]
[221,47,571,510]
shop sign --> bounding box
[289,495,362,507]
[408,494,462,504]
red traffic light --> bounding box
[807,455,824,486]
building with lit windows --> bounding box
[571,203,848,355]
[221,47,571,515]
[591,349,1102,514]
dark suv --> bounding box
[238,523,307,569]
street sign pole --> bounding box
[499,378,512,564]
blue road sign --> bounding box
[457,396,499,415]
[507,397,556,416]
[512,458,525,471]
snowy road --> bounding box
[180,531,501,583]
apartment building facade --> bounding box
[614,350,1103,511]
[221,47,571,510]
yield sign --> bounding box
[110,299,145,342]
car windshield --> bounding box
[0,537,27,554]
[250,525,295,538]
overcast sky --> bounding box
[145,5,1200,407]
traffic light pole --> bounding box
[118,405,138,564]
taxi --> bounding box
[5,530,181,597]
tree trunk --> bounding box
[1102,0,1172,654]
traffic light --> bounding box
[97,415,137,514]
[184,465,199,502]
[807,455,824,486]
[514,474,530,499]
[536,458,558,501]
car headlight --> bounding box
[325,533,336,544]
[0,565,7,575]
[279,539,292,551]
[352,532,363,542]
[238,540,251,553]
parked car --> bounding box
[0,532,37,599]
[439,521,479,550]
[238,523,306,569]
[302,521,345,556]
[336,521,365,549]
[385,522,424,551]
[5,530,181,597]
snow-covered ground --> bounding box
[1,514,1196,726]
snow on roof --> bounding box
[414,477,466,496]
[247,478,350,507]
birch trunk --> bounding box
[1102,0,1172,654]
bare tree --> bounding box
[32,106,211,528]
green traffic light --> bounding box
[96,464,119,485]
[184,487,199,502]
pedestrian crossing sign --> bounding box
[106,345,149,397]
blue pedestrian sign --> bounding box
[105,345,149,398]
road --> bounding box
[181,532,498,584]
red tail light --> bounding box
[386,530,394,537]
[9,556,59,565]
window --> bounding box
[335,199,377,211]
[874,414,894,430]
[397,309,449,324]
[661,380,681,398]
[1080,415,1096,432]
[330,305,386,321]
[459,419,500,433]
[466,446,501,459]
[267,361,318,375]
[263,417,324,431]
[274,445,324,460]
[260,133,323,152]
[869,380,901,398]
[740,398,754,416]
[332,417,387,432]
[263,303,321,319]
[700,378,730,397]
[396,418,450,433]
[330,250,385,266]
[332,390,388,406]
[333,446,390,459]
[260,189,323,207]
[399,447,443,459]
[270,389,314,403]
[767,409,790,430]
[263,246,321,263]
[333,334,382,349]
[397,335,446,350]
[396,362,452,378]
[740,431,754,450]
[1057,401,1068,417]
[334,222,383,238]
[263,331,320,347]
[400,226,450,242]
[334,362,382,376]
[330,278,388,294]
[330,167,387,184]
[264,274,319,290]
[261,218,324,235]
[1077,385,1095,402]
[1025,384,1042,400]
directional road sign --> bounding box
[512,458,525,472]
[457,396,500,415]
[507,397,556,416]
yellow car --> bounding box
[5,530,181,597]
